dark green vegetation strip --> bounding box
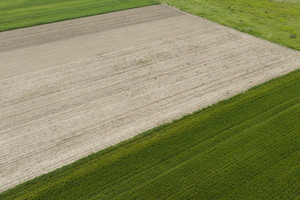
[160,0,300,51]
[0,0,158,32]
[1,70,299,199]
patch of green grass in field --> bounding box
[160,0,300,50]
[1,70,299,199]
[0,0,158,32]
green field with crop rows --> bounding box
[1,69,299,199]
[0,0,158,32]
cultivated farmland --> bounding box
[0,4,300,194]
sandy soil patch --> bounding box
[0,4,299,192]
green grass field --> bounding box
[1,70,299,199]
[0,0,158,32]
[160,0,300,51]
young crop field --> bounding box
[160,0,300,50]
[0,0,158,32]
[1,69,299,199]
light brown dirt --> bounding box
[0,4,299,192]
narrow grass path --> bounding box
[0,0,158,32]
[160,0,300,50]
[1,70,299,199]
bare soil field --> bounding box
[0,5,299,192]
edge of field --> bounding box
[159,0,300,51]
[1,69,299,199]
[0,0,159,32]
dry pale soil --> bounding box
[0,5,299,192]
